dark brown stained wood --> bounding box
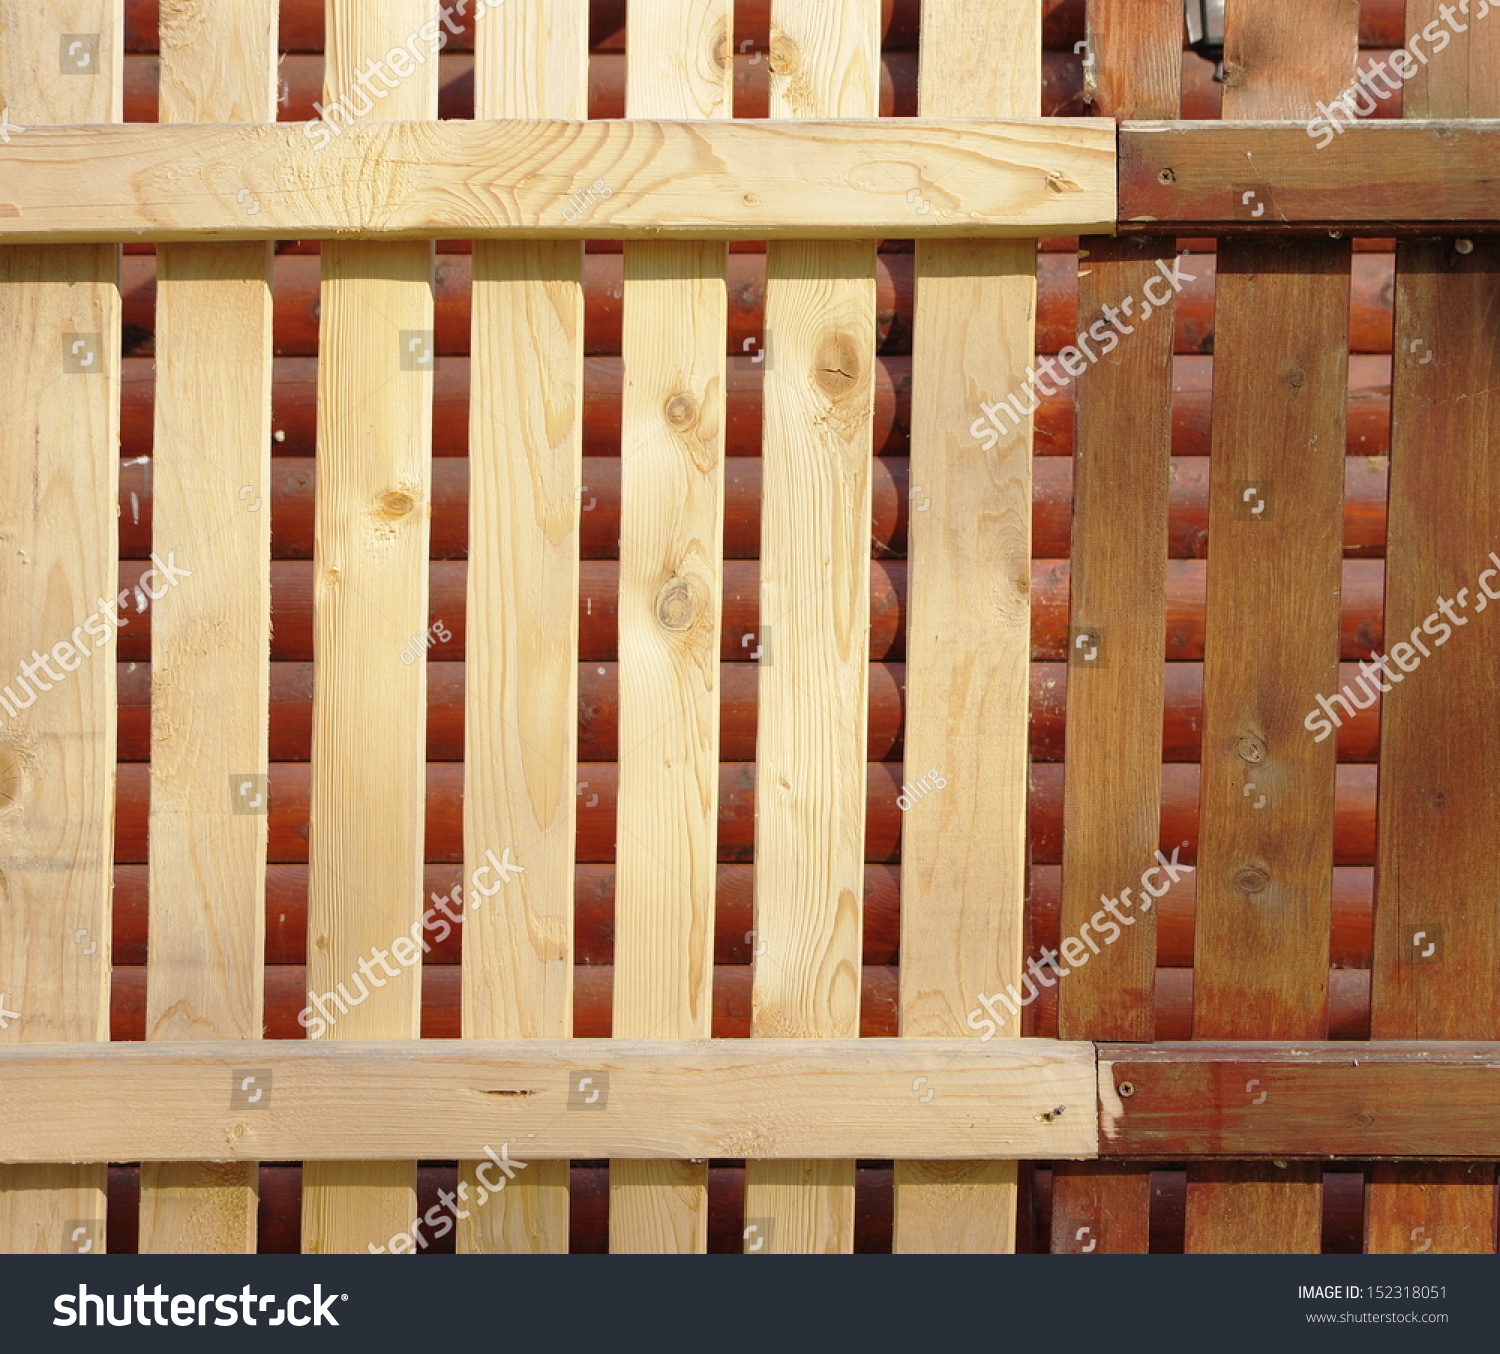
[1119,122,1500,233]
[1059,0,1181,1043]
[1365,0,1500,1259]
[1050,1162,1152,1253]
[1186,0,1357,1257]
[1365,1165,1498,1253]
[1101,1043,1500,1158]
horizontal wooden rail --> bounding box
[0,1040,1097,1163]
[1101,1043,1500,1158]
[1120,121,1500,232]
[0,118,1113,242]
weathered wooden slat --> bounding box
[1050,0,1183,1259]
[0,118,1115,242]
[1365,0,1500,1258]
[742,0,880,1257]
[891,0,1039,1257]
[1101,1043,1500,1158]
[0,0,121,1257]
[1120,122,1500,232]
[1186,0,1357,1256]
[609,0,731,1257]
[139,0,277,1257]
[300,0,436,1257]
[457,0,587,1260]
[0,1039,1098,1164]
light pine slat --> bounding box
[1186,0,1356,1254]
[301,0,437,1257]
[0,1039,1101,1163]
[1366,0,1500,1256]
[458,0,587,1257]
[139,0,276,1258]
[1050,0,1181,1258]
[0,119,1117,243]
[744,0,878,1256]
[892,0,1039,1255]
[610,0,731,1255]
[0,0,121,1256]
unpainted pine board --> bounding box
[610,0,730,1255]
[0,1038,1102,1163]
[1366,0,1500,1256]
[139,0,276,1259]
[1051,0,1182,1246]
[743,0,878,1257]
[0,0,121,1256]
[1188,0,1356,1254]
[301,0,436,1257]
[0,119,1118,243]
[458,0,587,1257]
[895,0,1044,1255]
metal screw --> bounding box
[1118,1080,1135,1098]
[1455,238,1474,255]
[1157,168,1176,184]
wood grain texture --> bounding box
[1118,122,1500,232]
[0,119,1116,243]
[1050,1162,1152,1253]
[0,0,121,1256]
[1187,0,1356,1255]
[458,0,587,1257]
[891,0,1039,1255]
[1365,0,1500,1258]
[301,0,436,1257]
[742,0,879,1257]
[610,0,730,1255]
[0,1039,1100,1163]
[140,0,276,1256]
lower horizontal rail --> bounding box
[3,1040,1495,1163]
[0,1039,1097,1163]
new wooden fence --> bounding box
[0,0,1496,1254]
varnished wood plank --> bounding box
[458,0,587,1257]
[742,0,879,1257]
[1365,0,1500,1258]
[1050,1162,1152,1254]
[609,0,730,1256]
[0,0,121,1256]
[0,119,1116,243]
[140,0,277,1256]
[892,0,1039,1256]
[301,0,436,1257]
[0,1039,1100,1163]
[1187,0,1356,1255]
[1119,122,1500,232]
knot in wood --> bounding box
[1280,360,1306,389]
[378,490,416,517]
[1235,734,1266,764]
[655,575,700,632]
[1233,865,1270,895]
[664,392,699,432]
[814,333,861,398]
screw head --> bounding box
[1118,1080,1136,1098]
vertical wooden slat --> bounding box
[138,0,276,1257]
[302,0,437,1255]
[1187,0,1356,1253]
[891,0,1035,1254]
[1366,0,1500,1255]
[610,0,730,1255]
[0,0,121,1255]
[742,0,877,1257]
[1051,0,1180,1255]
[459,0,587,1256]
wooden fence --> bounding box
[0,0,1496,1254]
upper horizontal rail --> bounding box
[1119,120,1500,232]
[0,117,1115,242]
